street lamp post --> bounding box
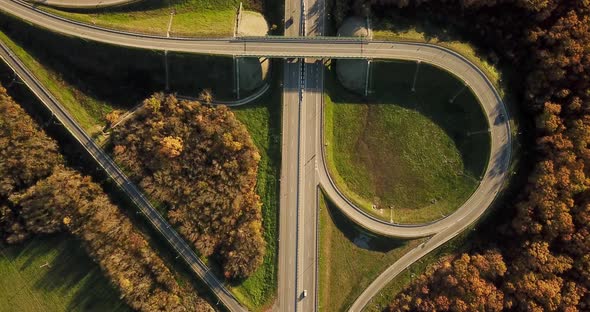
[390,205,394,223]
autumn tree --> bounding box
[0,84,62,243]
[111,93,265,278]
[198,89,213,104]
[0,85,213,311]
[11,168,213,312]
[159,136,184,158]
[390,251,507,312]
[379,1,590,311]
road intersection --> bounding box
[0,0,512,311]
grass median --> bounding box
[228,68,281,311]
[324,60,490,224]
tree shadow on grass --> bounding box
[326,60,491,179]
[323,195,407,253]
[3,234,129,312]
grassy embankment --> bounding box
[0,13,279,311]
[318,194,423,312]
[42,0,264,37]
[324,61,490,224]
[0,31,110,136]
[371,14,503,95]
[371,12,525,147]
[0,235,128,312]
[228,69,281,311]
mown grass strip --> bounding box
[0,28,113,136]
[229,77,281,311]
[0,235,128,312]
[318,193,423,312]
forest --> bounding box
[110,93,265,279]
[327,0,590,310]
[0,85,213,312]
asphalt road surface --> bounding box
[297,0,326,309]
[277,0,325,309]
[0,40,247,312]
[277,59,301,312]
[0,0,512,310]
[297,59,322,312]
[276,0,303,310]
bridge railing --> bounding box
[236,35,369,42]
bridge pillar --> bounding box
[164,50,170,91]
[234,56,241,99]
[364,59,372,97]
[449,83,467,103]
[411,60,421,92]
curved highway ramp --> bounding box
[0,1,512,310]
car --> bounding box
[302,290,307,299]
[286,17,294,29]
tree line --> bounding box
[0,85,213,312]
[110,93,265,279]
[343,0,590,311]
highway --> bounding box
[0,0,512,310]
[277,0,325,310]
[297,59,322,312]
[277,59,302,312]
[0,39,246,312]
[297,0,326,310]
[277,0,303,311]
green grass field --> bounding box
[324,61,490,224]
[229,71,281,311]
[0,29,112,136]
[0,235,128,312]
[42,0,263,37]
[318,194,423,312]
